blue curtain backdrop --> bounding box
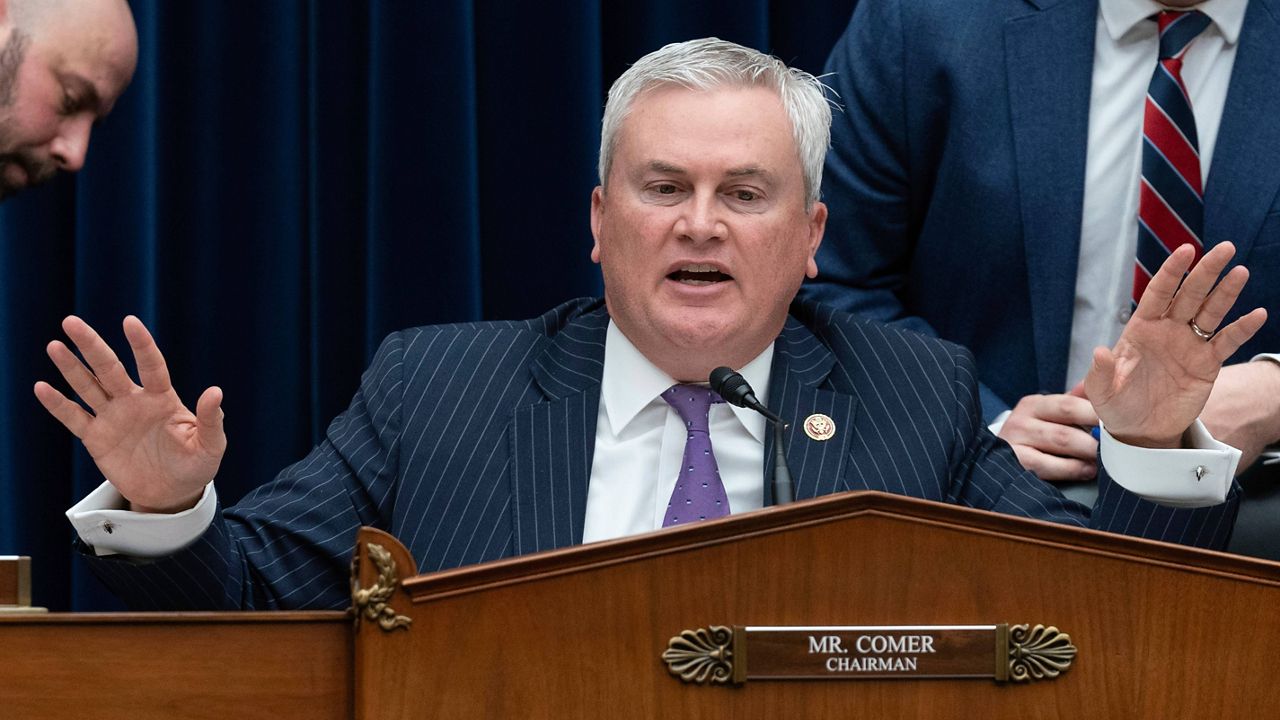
[0,0,857,610]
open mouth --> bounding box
[667,263,733,286]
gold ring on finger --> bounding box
[1188,318,1215,341]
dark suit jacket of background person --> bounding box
[800,0,1280,422]
[81,298,1239,611]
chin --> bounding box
[655,310,736,349]
[655,319,761,380]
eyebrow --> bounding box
[646,160,687,175]
[644,161,776,183]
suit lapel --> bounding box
[764,317,858,504]
[1004,0,1098,392]
[1204,0,1280,260]
[510,306,607,556]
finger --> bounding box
[195,386,227,454]
[1020,418,1099,460]
[1028,394,1098,427]
[62,316,136,397]
[1191,265,1248,333]
[46,340,110,410]
[1211,307,1268,363]
[33,381,93,438]
[1167,242,1236,322]
[1084,346,1117,405]
[1134,244,1195,320]
[1010,444,1098,482]
[122,316,172,393]
[1067,381,1088,399]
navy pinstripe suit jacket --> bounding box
[86,298,1239,610]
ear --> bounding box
[590,186,605,264]
[805,201,827,278]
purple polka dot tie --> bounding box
[661,384,729,527]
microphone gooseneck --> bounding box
[709,366,794,506]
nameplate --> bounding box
[662,624,1075,685]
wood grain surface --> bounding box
[356,491,1280,719]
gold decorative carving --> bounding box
[662,626,736,684]
[350,542,412,632]
[1007,624,1076,682]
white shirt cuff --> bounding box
[1100,419,1239,508]
[988,409,1012,436]
[66,482,218,557]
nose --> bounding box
[673,190,725,244]
[50,117,93,172]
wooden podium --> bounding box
[5,491,1280,718]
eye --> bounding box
[60,89,78,114]
[733,189,758,202]
[643,182,684,201]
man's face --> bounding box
[0,0,137,200]
[590,84,826,381]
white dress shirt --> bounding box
[582,321,770,542]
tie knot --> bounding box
[662,384,723,432]
[1156,10,1211,60]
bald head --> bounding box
[0,0,137,199]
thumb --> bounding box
[1067,381,1088,399]
[1085,347,1116,406]
[195,386,227,454]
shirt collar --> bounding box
[600,320,774,443]
[1100,0,1246,45]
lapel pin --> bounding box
[803,413,836,441]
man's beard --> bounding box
[0,28,51,200]
[0,143,55,200]
[0,112,55,199]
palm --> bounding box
[1085,244,1267,447]
[81,386,222,508]
[1091,319,1219,442]
[34,316,225,513]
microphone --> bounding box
[709,366,794,506]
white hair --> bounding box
[598,37,832,207]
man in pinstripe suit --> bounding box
[39,39,1265,610]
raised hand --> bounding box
[33,316,226,513]
[1085,242,1267,448]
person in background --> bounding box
[0,0,136,201]
[803,0,1280,493]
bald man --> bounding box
[0,0,137,200]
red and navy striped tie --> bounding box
[1134,10,1212,304]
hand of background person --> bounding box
[1086,242,1267,449]
[1199,361,1280,471]
[997,383,1098,481]
[33,316,225,513]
